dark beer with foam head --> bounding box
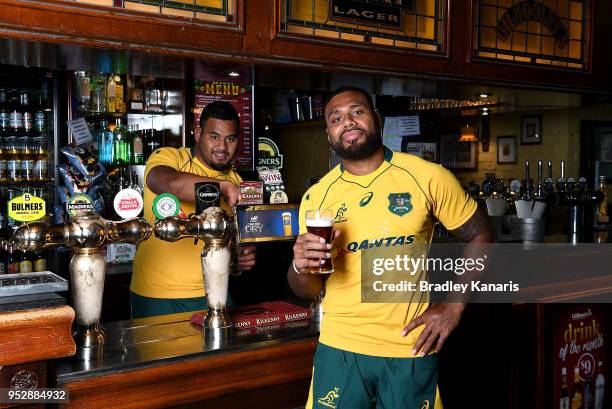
[305,209,334,274]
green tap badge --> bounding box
[153,193,180,219]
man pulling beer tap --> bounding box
[131,101,256,318]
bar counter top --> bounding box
[54,311,319,408]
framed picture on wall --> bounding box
[497,136,517,164]
[600,133,612,163]
[440,135,477,170]
[521,115,542,145]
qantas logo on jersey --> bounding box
[342,234,416,253]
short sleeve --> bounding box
[298,189,316,235]
[429,165,478,230]
[143,148,180,190]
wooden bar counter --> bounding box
[54,312,318,409]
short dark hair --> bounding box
[324,86,376,114]
[199,101,240,130]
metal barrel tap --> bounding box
[12,211,152,359]
[154,207,236,336]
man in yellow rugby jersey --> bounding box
[131,101,256,318]
[289,87,494,409]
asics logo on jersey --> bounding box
[359,192,374,207]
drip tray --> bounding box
[0,272,68,297]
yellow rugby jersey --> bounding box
[131,147,241,299]
[299,148,477,358]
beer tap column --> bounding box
[11,212,152,358]
[154,206,236,335]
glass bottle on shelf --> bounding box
[7,245,18,274]
[8,89,23,132]
[131,125,144,165]
[106,74,117,114]
[6,136,21,183]
[33,250,46,272]
[18,250,32,274]
[74,71,91,115]
[112,119,128,165]
[20,90,33,133]
[0,242,6,275]
[90,73,107,113]
[127,76,144,112]
[0,136,6,182]
[20,133,33,182]
[33,136,47,182]
[34,109,47,135]
[114,75,125,114]
[0,89,8,132]
[97,120,113,165]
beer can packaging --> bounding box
[239,181,263,205]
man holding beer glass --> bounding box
[289,87,494,409]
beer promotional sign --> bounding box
[258,137,284,169]
[8,193,45,222]
[553,305,607,409]
[235,204,298,243]
[193,78,254,171]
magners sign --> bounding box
[329,0,416,30]
[8,193,46,222]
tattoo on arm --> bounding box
[449,206,495,242]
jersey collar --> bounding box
[339,146,393,185]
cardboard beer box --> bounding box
[239,181,264,205]
[191,301,312,330]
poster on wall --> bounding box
[553,305,606,409]
[193,80,254,171]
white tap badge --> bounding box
[114,188,144,219]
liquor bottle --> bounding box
[90,72,106,113]
[560,367,570,409]
[6,189,16,230]
[18,250,32,274]
[33,251,46,272]
[131,125,144,164]
[125,125,133,164]
[112,119,128,165]
[127,76,144,112]
[106,74,117,113]
[114,75,125,113]
[594,362,605,409]
[572,366,584,409]
[97,120,113,165]
[7,245,18,274]
[74,71,91,115]
[557,161,567,192]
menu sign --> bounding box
[553,305,607,409]
[193,80,254,171]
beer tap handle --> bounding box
[524,161,531,199]
[547,161,553,179]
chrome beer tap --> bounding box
[12,211,152,359]
[154,207,236,337]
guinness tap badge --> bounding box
[195,182,221,214]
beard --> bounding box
[330,127,383,160]
[208,160,231,171]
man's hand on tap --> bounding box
[220,181,240,208]
[237,245,256,272]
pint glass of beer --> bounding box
[282,212,292,236]
[305,209,334,274]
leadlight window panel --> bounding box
[474,0,590,69]
[281,0,446,53]
[72,0,235,23]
